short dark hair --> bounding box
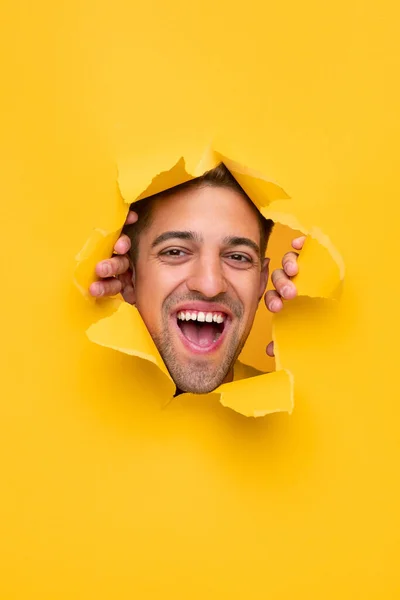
[123,163,274,263]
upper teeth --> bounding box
[177,311,225,323]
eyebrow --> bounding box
[223,236,260,255]
[151,230,203,248]
[150,231,260,255]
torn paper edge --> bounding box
[218,369,295,418]
[117,148,291,207]
[77,148,345,418]
[74,227,122,300]
[262,209,345,283]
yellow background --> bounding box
[1,0,400,598]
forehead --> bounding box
[147,185,260,240]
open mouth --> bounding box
[175,310,228,353]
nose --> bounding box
[186,254,228,298]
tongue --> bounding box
[180,322,219,347]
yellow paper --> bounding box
[2,0,400,598]
[217,370,294,417]
[86,302,174,391]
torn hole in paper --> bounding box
[75,146,344,418]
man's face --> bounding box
[132,185,269,393]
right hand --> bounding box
[89,211,137,304]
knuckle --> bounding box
[282,251,298,265]
[274,276,289,291]
[106,258,117,276]
[117,256,130,274]
[271,269,285,284]
[272,267,284,278]
[266,290,278,301]
[107,278,121,294]
[99,260,113,277]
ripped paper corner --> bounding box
[262,210,344,300]
[217,369,294,417]
[87,303,172,379]
[293,227,344,299]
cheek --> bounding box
[228,272,262,317]
[134,264,162,331]
[136,260,190,298]
[134,263,184,330]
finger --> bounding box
[264,290,284,313]
[271,268,297,300]
[282,251,299,277]
[121,285,135,305]
[113,234,132,255]
[89,278,122,298]
[95,255,130,279]
[125,211,138,226]
[266,341,275,357]
[117,269,133,288]
[292,235,306,251]
[117,268,135,305]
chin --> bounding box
[166,356,232,395]
[176,378,225,395]
[153,313,245,394]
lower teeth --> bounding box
[177,319,224,346]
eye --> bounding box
[161,249,187,257]
[224,252,256,269]
[158,247,191,261]
[227,253,252,263]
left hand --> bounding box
[265,236,306,357]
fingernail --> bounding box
[270,299,281,312]
[91,283,104,297]
[281,285,292,299]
